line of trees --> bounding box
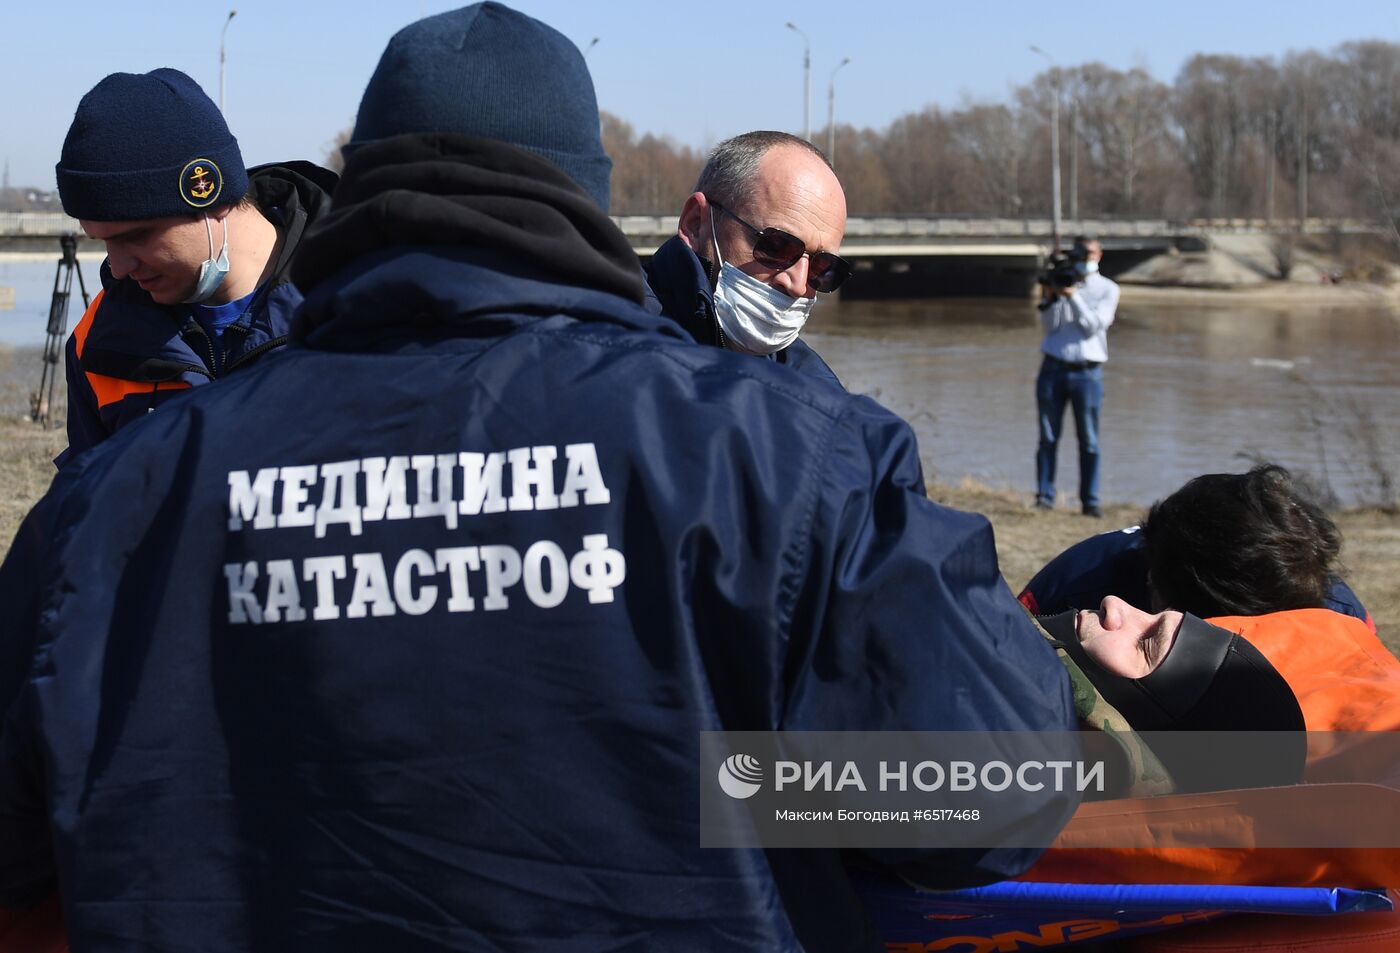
[604,41,1400,227]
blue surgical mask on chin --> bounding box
[1085,260,1100,275]
[182,214,230,304]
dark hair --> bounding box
[187,191,258,221]
[1069,234,1099,259]
[1142,464,1341,618]
[694,131,831,209]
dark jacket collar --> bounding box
[291,133,645,346]
[644,235,720,348]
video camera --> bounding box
[1038,246,1086,289]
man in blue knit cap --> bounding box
[54,67,335,467]
[0,5,1076,951]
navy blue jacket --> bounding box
[1019,526,1373,629]
[645,234,843,387]
[1,134,1075,953]
[60,161,336,469]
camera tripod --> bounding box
[33,233,90,429]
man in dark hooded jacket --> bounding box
[0,5,1076,951]
[54,68,334,468]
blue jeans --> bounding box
[1035,356,1102,508]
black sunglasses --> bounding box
[709,201,852,293]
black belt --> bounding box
[1045,355,1102,371]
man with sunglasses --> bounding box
[646,131,849,385]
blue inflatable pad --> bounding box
[857,876,1393,950]
[904,880,1392,915]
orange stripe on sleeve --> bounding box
[71,288,105,359]
[72,289,194,409]
[85,374,192,411]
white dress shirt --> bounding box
[1039,271,1120,364]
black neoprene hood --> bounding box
[1041,610,1305,733]
[1042,610,1308,790]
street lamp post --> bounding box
[827,57,851,166]
[1069,98,1078,221]
[1029,45,1062,253]
[219,9,237,114]
[583,36,600,58]
[785,22,811,141]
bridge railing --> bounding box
[0,210,1386,240]
[0,211,86,236]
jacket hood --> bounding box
[293,245,687,352]
[291,133,645,322]
[245,160,338,281]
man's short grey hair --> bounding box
[694,131,832,209]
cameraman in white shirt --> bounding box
[1034,235,1120,517]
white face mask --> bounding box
[183,214,230,304]
[712,263,815,356]
[1085,260,1099,275]
[708,208,815,356]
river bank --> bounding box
[1114,232,1400,308]
[0,418,1393,654]
[1119,280,1400,309]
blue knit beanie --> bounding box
[56,68,248,221]
[347,2,612,210]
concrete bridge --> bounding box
[614,214,1387,295]
[2,211,1383,298]
[615,214,1205,296]
[617,214,1380,255]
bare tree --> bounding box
[950,102,1027,215]
[829,125,895,212]
[1174,55,1259,217]
[1330,42,1400,249]
[600,111,702,214]
[880,107,967,213]
[1069,63,1173,214]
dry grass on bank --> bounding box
[0,419,65,548]
[0,420,1394,655]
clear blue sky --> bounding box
[3,0,1397,190]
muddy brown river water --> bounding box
[806,294,1400,507]
[2,256,1396,506]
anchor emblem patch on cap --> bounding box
[179,159,223,208]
